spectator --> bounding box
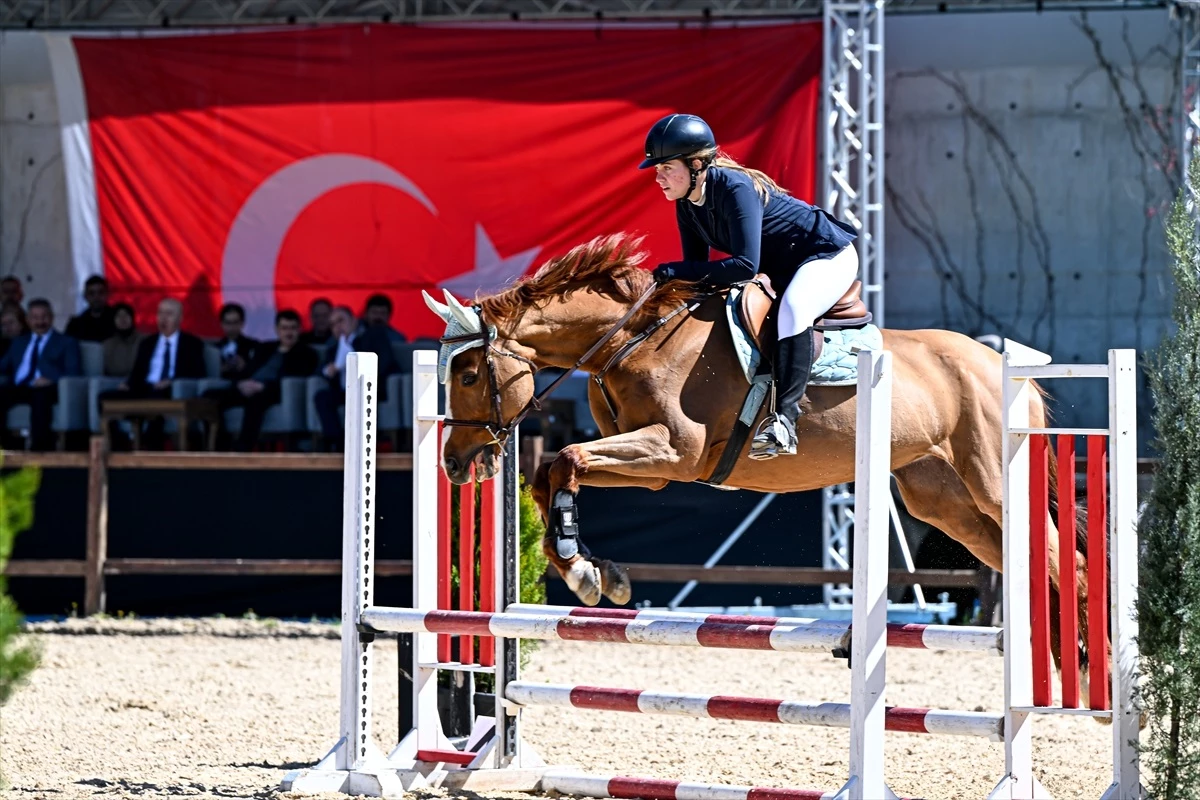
[313,305,399,449]
[363,293,407,343]
[103,302,143,377]
[204,309,318,452]
[0,276,23,308]
[213,302,258,381]
[1,303,27,360]
[299,297,333,347]
[65,275,116,342]
[98,297,206,448]
[0,299,82,451]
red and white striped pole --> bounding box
[540,772,851,800]
[505,681,1004,740]
[362,606,850,652]
[504,603,1002,655]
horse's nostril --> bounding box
[444,457,460,475]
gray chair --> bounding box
[3,338,98,449]
[306,371,410,449]
[216,376,309,445]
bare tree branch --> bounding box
[1074,9,1180,338]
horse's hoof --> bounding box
[596,559,632,605]
[564,559,602,606]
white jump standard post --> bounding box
[283,349,548,796]
[280,352,406,797]
[989,344,1143,800]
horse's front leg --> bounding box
[534,423,693,607]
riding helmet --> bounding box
[638,113,717,169]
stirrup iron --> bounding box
[748,413,795,461]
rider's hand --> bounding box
[652,263,677,284]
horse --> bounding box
[421,231,1093,675]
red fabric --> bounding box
[73,23,821,339]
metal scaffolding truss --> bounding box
[822,0,885,328]
[0,0,1169,30]
[820,0,883,607]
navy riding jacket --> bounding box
[660,166,858,288]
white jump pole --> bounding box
[839,348,890,800]
[1103,348,1140,800]
[993,341,1046,800]
[389,349,452,762]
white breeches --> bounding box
[777,244,861,339]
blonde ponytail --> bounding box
[686,146,789,205]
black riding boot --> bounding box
[750,327,815,459]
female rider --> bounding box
[640,113,861,460]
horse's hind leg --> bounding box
[892,457,1004,572]
[892,457,1067,669]
[943,385,1093,681]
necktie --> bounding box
[22,335,40,385]
[162,340,173,381]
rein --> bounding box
[439,283,661,460]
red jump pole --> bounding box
[478,477,497,666]
[1057,435,1080,708]
[437,421,452,664]
[458,473,476,665]
[1087,435,1110,711]
[1030,433,1053,708]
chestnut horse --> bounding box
[422,232,1090,671]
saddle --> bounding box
[736,275,873,362]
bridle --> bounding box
[439,285,659,465]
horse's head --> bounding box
[421,288,537,485]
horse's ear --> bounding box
[442,289,481,333]
[421,290,452,323]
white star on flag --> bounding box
[438,223,541,298]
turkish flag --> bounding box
[72,23,821,340]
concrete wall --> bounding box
[0,31,78,324]
[883,8,1179,452]
[0,10,1182,449]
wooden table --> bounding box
[100,397,221,451]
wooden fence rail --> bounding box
[3,436,1148,616]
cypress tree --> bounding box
[1138,152,1200,798]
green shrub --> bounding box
[0,457,43,788]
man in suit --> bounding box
[0,298,82,450]
[313,304,399,450]
[213,302,259,381]
[204,309,318,451]
[99,297,207,448]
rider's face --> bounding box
[655,159,697,201]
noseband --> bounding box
[438,286,658,464]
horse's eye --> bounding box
[461,372,478,387]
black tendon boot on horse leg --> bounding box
[549,489,633,606]
[550,489,601,605]
[750,326,815,460]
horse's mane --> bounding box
[479,232,699,329]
